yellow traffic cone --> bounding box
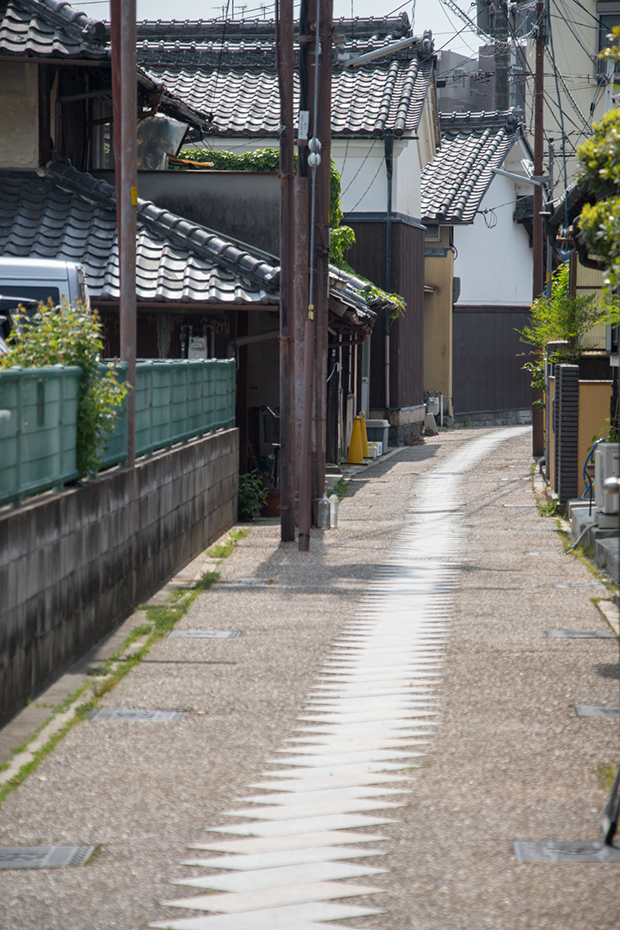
[359,411,369,458]
[346,415,364,464]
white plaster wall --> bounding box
[0,62,38,169]
[453,172,533,306]
[332,139,387,215]
[392,138,421,219]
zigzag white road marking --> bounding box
[151,429,527,930]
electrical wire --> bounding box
[340,138,379,198]
[341,158,385,215]
[547,9,570,225]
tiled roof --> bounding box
[144,52,434,137]
[0,164,279,305]
[0,0,107,59]
[134,13,413,43]
[0,164,384,324]
[421,109,524,224]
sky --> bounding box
[77,0,481,58]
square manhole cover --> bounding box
[0,846,95,869]
[553,584,606,590]
[215,580,275,588]
[513,841,620,862]
[165,630,240,639]
[574,706,620,717]
[547,630,616,639]
[88,710,187,721]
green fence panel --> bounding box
[0,365,81,506]
[100,358,236,464]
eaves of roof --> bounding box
[0,0,107,59]
[421,108,524,224]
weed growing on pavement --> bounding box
[196,570,220,591]
[206,528,249,562]
[594,762,617,791]
[538,498,559,517]
[0,547,230,806]
[334,478,352,499]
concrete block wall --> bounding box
[0,428,238,726]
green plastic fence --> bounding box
[0,365,81,506]
[0,359,236,505]
[101,359,237,467]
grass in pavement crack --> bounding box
[0,564,223,807]
[206,528,249,563]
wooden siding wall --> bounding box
[452,306,531,413]
[348,220,424,409]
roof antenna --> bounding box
[411,0,416,30]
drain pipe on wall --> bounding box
[384,133,394,411]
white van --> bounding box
[0,257,90,352]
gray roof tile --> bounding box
[0,165,279,304]
[136,23,435,138]
[145,55,433,138]
[421,108,524,224]
[0,0,107,58]
[134,13,413,43]
[0,163,383,325]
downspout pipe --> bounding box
[384,133,394,411]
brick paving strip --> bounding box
[0,427,618,929]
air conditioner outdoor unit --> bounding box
[595,442,620,516]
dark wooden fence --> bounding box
[453,306,531,414]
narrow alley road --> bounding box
[0,427,618,929]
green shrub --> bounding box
[0,301,127,474]
[238,470,268,521]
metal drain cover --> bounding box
[574,705,620,717]
[88,709,187,721]
[514,841,620,862]
[0,846,95,869]
[165,630,240,639]
[215,580,275,587]
[547,630,616,639]
[553,584,605,589]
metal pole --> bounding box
[546,138,554,299]
[276,0,295,542]
[311,0,332,509]
[532,0,545,458]
[494,0,510,110]
[384,133,393,411]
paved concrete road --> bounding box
[0,427,618,929]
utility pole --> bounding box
[297,0,314,552]
[276,0,295,542]
[311,0,332,510]
[111,0,137,468]
[298,0,332,550]
[532,0,545,458]
[494,0,510,110]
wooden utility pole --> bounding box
[111,0,138,469]
[532,0,545,458]
[276,0,295,541]
[297,0,313,551]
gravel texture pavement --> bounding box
[0,426,618,929]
